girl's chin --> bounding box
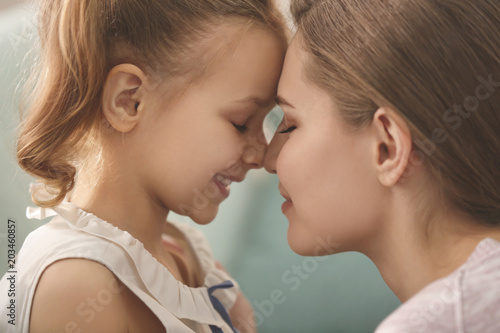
[188,207,219,225]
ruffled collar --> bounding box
[26,184,237,326]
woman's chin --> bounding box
[287,224,343,257]
[287,230,317,256]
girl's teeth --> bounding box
[215,174,232,187]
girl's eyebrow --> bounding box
[233,96,269,108]
[275,95,295,109]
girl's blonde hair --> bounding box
[17,0,287,207]
[291,0,500,225]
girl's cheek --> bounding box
[222,141,247,166]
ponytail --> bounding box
[17,0,108,207]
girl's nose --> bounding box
[241,131,268,169]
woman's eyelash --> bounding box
[232,123,248,133]
[279,126,296,134]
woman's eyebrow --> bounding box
[275,95,295,109]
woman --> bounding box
[264,0,500,331]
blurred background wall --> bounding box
[0,1,400,332]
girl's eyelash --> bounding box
[279,126,296,134]
[232,123,248,133]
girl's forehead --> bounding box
[201,23,285,72]
[189,27,285,91]
[149,28,285,113]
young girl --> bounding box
[0,0,287,332]
[265,0,500,332]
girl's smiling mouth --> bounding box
[213,173,233,197]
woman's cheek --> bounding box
[278,140,309,192]
[276,142,295,180]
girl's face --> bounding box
[265,40,383,255]
[133,27,285,224]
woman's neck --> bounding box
[364,189,500,303]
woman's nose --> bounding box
[263,130,287,174]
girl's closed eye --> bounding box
[232,122,248,133]
[279,125,296,134]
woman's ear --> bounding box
[102,64,147,133]
[371,107,413,187]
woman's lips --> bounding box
[279,183,293,213]
[281,200,293,214]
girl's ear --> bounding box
[371,107,413,187]
[102,64,147,133]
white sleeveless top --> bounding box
[0,197,239,333]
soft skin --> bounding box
[264,37,500,303]
[266,38,385,256]
[30,25,285,333]
[71,25,285,255]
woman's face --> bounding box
[265,39,383,256]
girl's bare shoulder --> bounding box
[29,259,164,333]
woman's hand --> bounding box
[215,262,257,333]
[230,290,257,333]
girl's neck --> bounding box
[70,171,169,256]
[71,174,206,287]
[364,192,500,303]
